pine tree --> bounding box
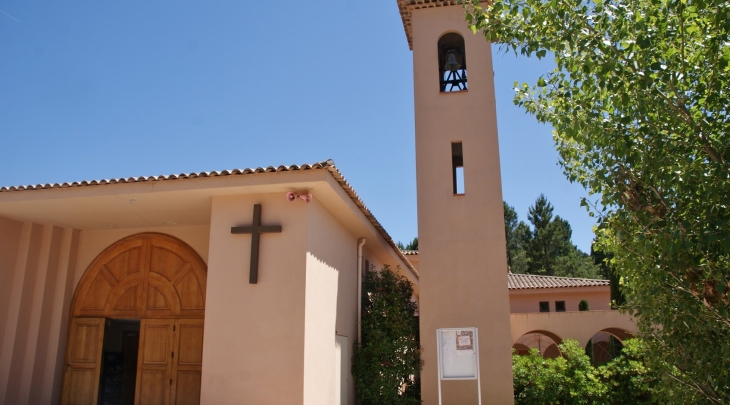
[504,196,601,278]
[526,195,572,276]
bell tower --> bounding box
[397,2,514,404]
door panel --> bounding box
[170,319,204,405]
[135,319,175,405]
[173,371,202,405]
[61,318,105,405]
[137,370,167,404]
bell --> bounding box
[444,51,461,72]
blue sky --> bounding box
[0,1,595,252]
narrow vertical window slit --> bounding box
[452,142,464,194]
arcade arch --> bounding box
[513,330,563,359]
[585,328,634,366]
[60,233,207,405]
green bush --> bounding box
[513,340,606,405]
[513,338,701,404]
[579,300,590,311]
[352,265,421,405]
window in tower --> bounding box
[438,33,468,92]
[452,142,465,195]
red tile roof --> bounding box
[0,160,420,280]
[507,273,610,290]
[0,162,332,192]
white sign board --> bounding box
[437,328,478,379]
[436,328,482,405]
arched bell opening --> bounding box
[585,328,633,366]
[438,32,468,92]
[60,233,207,405]
[513,330,563,359]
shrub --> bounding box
[513,338,701,404]
[352,265,421,405]
[513,340,607,405]
[579,300,590,311]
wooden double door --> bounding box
[63,318,203,405]
[60,233,208,405]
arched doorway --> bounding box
[60,233,207,405]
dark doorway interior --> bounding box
[98,319,140,405]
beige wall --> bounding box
[0,216,22,356]
[304,198,358,405]
[201,193,308,404]
[201,192,373,405]
[509,288,611,313]
[412,5,514,404]
[0,219,79,405]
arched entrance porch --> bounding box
[60,233,207,405]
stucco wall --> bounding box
[412,5,514,404]
[0,216,22,356]
[201,193,308,404]
[509,288,611,313]
[0,221,79,405]
[304,197,360,405]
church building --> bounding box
[0,2,634,404]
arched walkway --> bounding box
[585,328,634,366]
[60,233,207,405]
[513,330,563,359]
[510,311,638,349]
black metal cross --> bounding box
[231,204,282,284]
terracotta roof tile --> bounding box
[507,273,610,290]
[0,160,420,280]
[0,162,330,192]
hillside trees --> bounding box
[397,237,419,251]
[465,0,730,401]
[504,195,600,278]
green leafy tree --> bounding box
[352,265,421,405]
[464,0,730,401]
[599,339,700,404]
[513,338,698,404]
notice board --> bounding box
[437,327,479,380]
